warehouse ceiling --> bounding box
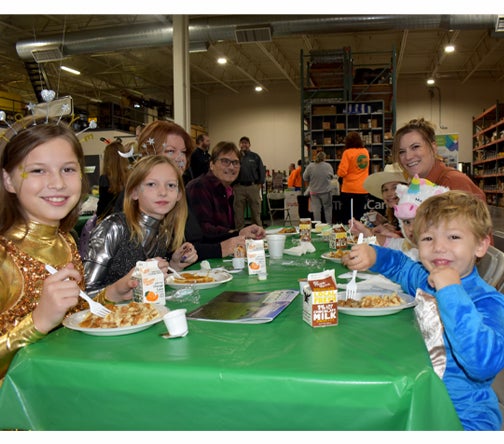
[0,14,503,114]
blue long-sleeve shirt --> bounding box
[370,245,504,430]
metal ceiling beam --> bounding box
[462,34,504,83]
[395,30,409,81]
[216,44,269,91]
[256,41,299,91]
[191,63,239,94]
[428,30,460,80]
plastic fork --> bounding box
[167,266,184,279]
[345,233,364,300]
[44,264,111,318]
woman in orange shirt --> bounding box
[337,132,370,223]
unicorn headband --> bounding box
[394,175,450,220]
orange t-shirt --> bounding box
[287,166,302,188]
[337,147,369,194]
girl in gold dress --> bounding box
[0,117,135,379]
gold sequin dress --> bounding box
[0,221,85,379]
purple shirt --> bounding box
[186,171,235,236]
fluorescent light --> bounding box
[427,78,435,85]
[61,66,81,75]
[444,45,455,53]
[217,57,227,65]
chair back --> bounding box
[476,245,504,292]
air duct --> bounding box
[16,15,499,62]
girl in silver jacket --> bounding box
[83,155,197,297]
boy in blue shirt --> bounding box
[343,190,504,430]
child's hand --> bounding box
[170,242,198,270]
[342,244,376,271]
[105,267,137,303]
[425,265,462,290]
[349,218,372,237]
[372,224,401,238]
[32,264,81,334]
[150,257,169,277]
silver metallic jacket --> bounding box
[83,212,166,297]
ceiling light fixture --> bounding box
[61,66,81,75]
[255,85,263,92]
[217,57,227,65]
[444,45,455,53]
[426,78,435,85]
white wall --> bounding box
[204,86,302,174]
[202,78,504,170]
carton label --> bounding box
[246,239,267,275]
[132,260,166,304]
[301,270,338,328]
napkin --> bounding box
[337,273,402,292]
[284,242,316,256]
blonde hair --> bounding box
[123,155,187,252]
[413,190,492,244]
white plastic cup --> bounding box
[163,309,188,336]
[266,234,286,259]
[232,257,245,269]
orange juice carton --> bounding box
[132,260,166,305]
[301,269,338,327]
[245,239,267,275]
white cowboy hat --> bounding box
[364,163,408,199]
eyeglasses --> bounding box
[216,158,240,167]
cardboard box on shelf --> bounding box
[336,123,345,129]
[312,106,337,116]
[323,137,332,145]
[322,122,331,129]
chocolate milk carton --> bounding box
[132,260,166,305]
[301,269,338,327]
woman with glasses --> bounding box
[186,141,266,252]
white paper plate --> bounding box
[321,251,348,263]
[265,227,299,236]
[338,290,416,317]
[165,269,233,289]
[63,305,168,336]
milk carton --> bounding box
[132,260,166,304]
[301,269,338,327]
[245,239,267,275]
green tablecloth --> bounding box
[0,235,462,431]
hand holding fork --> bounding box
[345,233,364,300]
[45,264,111,318]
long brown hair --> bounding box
[0,116,88,235]
[102,141,129,194]
[123,155,187,252]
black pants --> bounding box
[339,192,368,225]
